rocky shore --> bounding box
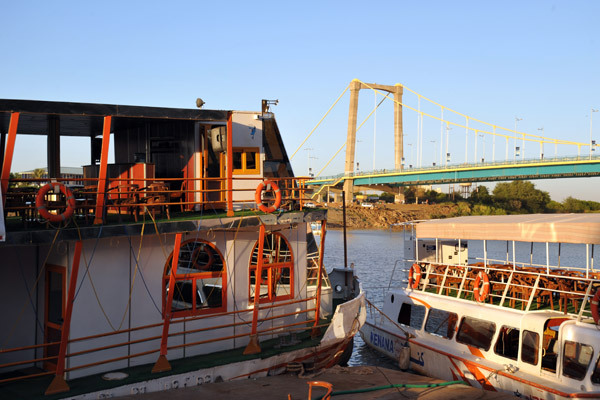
[325,203,458,230]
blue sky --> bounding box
[2,1,599,201]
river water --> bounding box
[322,228,594,368]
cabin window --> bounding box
[425,308,458,339]
[249,232,294,303]
[591,354,600,384]
[163,239,226,317]
[397,303,426,329]
[562,340,594,381]
[232,147,260,175]
[521,330,539,365]
[494,326,519,360]
[456,317,495,351]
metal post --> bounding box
[342,191,348,269]
[312,220,327,337]
[94,116,112,225]
[0,112,19,206]
[152,233,183,373]
[226,113,234,217]
[44,241,83,395]
[245,224,266,354]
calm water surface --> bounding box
[323,228,593,368]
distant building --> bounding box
[18,167,84,186]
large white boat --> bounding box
[361,214,600,399]
[0,99,364,399]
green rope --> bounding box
[316,380,468,399]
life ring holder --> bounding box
[473,271,491,302]
[255,180,281,213]
[35,183,76,223]
[591,288,600,325]
[408,263,422,289]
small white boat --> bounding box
[361,214,600,399]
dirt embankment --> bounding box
[325,203,458,230]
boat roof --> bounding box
[0,98,229,137]
[415,213,600,244]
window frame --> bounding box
[456,316,496,351]
[494,325,520,361]
[424,308,458,339]
[162,239,227,318]
[249,232,294,303]
[232,147,260,175]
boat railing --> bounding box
[0,296,321,386]
[404,261,600,322]
[3,175,312,229]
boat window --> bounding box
[494,326,519,360]
[521,330,539,365]
[232,147,260,175]
[562,340,594,381]
[591,354,600,385]
[425,308,458,339]
[456,316,495,351]
[249,232,294,303]
[397,303,426,330]
[163,239,226,317]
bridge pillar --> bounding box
[394,84,403,170]
[343,79,361,203]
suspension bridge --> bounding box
[290,79,600,202]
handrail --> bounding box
[0,296,321,380]
[4,176,311,228]
[406,262,599,320]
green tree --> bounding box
[470,185,492,204]
[492,181,550,214]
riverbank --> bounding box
[326,203,458,230]
[118,365,512,399]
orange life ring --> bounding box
[473,271,490,302]
[408,263,422,289]
[591,288,600,325]
[255,180,281,213]
[35,183,76,223]
[192,245,214,271]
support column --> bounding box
[343,80,361,204]
[47,115,61,179]
[394,84,404,170]
[45,241,83,395]
[152,233,183,373]
[244,224,266,355]
[93,116,112,225]
[1,112,19,207]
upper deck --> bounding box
[0,99,315,244]
[403,214,600,324]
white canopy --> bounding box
[415,213,600,244]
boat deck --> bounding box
[118,365,514,400]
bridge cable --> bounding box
[290,84,349,160]
[357,80,586,147]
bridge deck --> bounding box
[309,156,600,188]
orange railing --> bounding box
[3,176,311,228]
[0,296,319,385]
